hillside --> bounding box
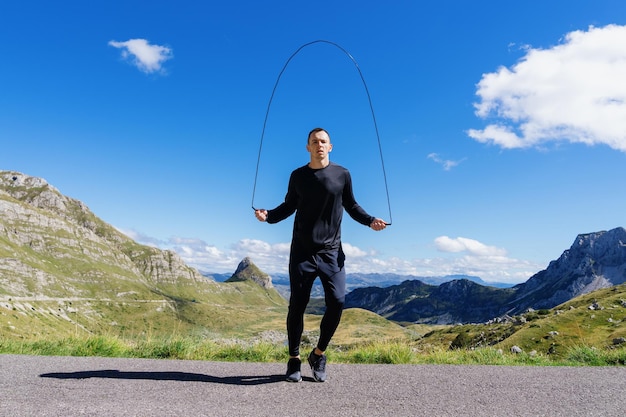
[417,282,626,357]
[0,171,287,339]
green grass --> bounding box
[1,335,624,366]
[0,335,285,362]
[337,341,415,364]
[564,345,626,366]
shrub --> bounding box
[450,331,472,350]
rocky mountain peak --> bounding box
[1,171,66,211]
[227,257,274,289]
[0,170,206,300]
[510,227,626,312]
[0,170,102,236]
[435,279,477,296]
[571,227,626,263]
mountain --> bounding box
[346,227,626,324]
[0,171,206,297]
[226,257,274,290]
[345,279,516,324]
[389,279,517,324]
[343,273,513,288]
[505,227,626,313]
[0,171,286,339]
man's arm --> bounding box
[254,172,298,224]
[341,170,375,225]
[342,170,387,231]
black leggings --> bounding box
[287,248,346,357]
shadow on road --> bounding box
[40,370,290,385]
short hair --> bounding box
[307,127,330,143]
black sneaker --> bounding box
[286,358,302,382]
[307,350,327,382]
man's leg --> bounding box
[285,252,316,382]
[307,248,345,382]
[316,249,346,352]
[287,252,316,358]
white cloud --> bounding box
[108,38,173,74]
[434,254,537,284]
[434,236,507,257]
[341,242,370,257]
[468,24,626,153]
[429,236,538,283]
[119,229,239,271]
[167,238,239,271]
[122,229,540,284]
[427,153,466,170]
[227,239,291,272]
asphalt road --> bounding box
[1,354,625,416]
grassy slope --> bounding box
[0,280,288,340]
[0,180,289,341]
[417,283,626,358]
[498,284,626,354]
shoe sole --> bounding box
[311,373,326,382]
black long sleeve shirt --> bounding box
[266,162,374,254]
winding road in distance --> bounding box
[1,354,624,416]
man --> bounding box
[254,127,387,382]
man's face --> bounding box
[306,130,333,159]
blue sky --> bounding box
[2,1,626,283]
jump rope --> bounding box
[251,40,392,226]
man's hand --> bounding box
[370,218,387,231]
[255,209,268,222]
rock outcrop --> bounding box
[227,257,274,289]
[506,227,626,313]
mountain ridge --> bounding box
[0,171,207,298]
[0,170,287,339]
[206,271,515,301]
[346,227,626,324]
